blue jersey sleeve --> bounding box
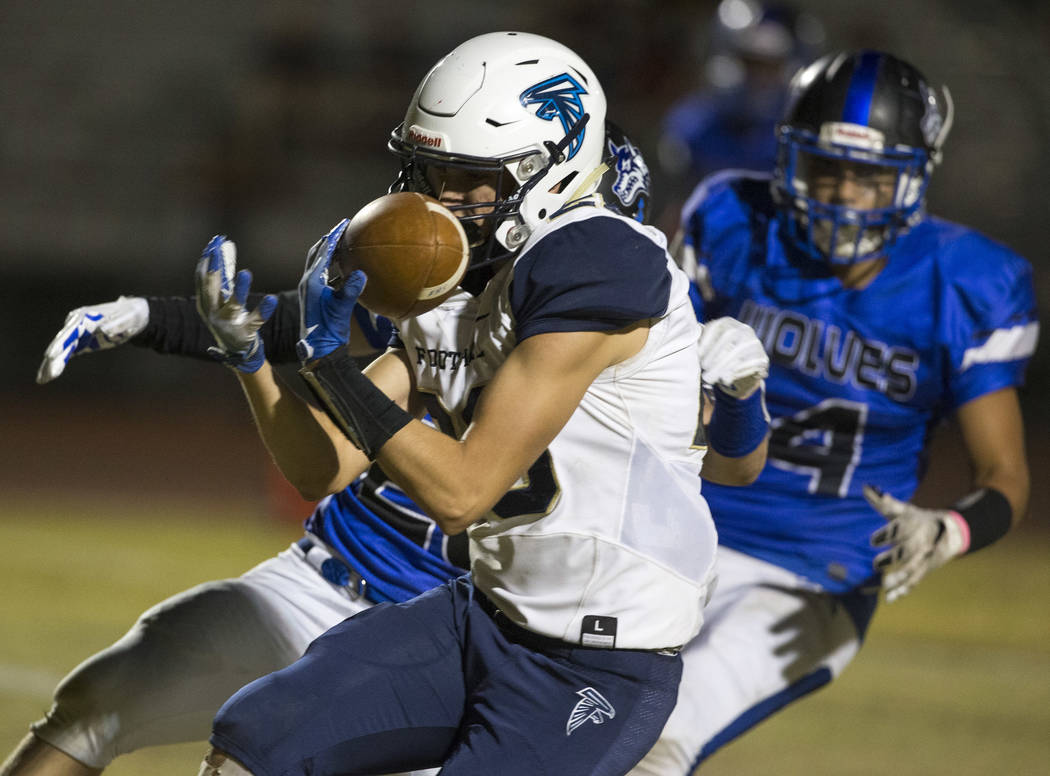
[510,215,671,341]
[678,171,775,322]
[940,229,1039,409]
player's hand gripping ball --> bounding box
[329,192,470,319]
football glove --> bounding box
[296,218,365,363]
[697,317,769,399]
[865,485,969,603]
[36,296,150,384]
[195,235,276,373]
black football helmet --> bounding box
[772,50,953,263]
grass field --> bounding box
[1,497,1048,776]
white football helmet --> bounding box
[389,31,608,266]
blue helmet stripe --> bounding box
[841,51,881,124]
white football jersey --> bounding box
[397,205,716,649]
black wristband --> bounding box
[133,296,215,359]
[299,349,412,460]
[265,291,305,363]
[952,487,1013,554]
[134,292,303,363]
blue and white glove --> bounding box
[865,485,969,603]
[697,317,769,399]
[296,218,366,363]
[194,235,277,373]
[36,296,150,384]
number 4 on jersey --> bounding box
[767,399,867,497]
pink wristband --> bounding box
[946,510,972,555]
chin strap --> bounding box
[565,159,611,204]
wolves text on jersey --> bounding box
[739,300,919,401]
[415,345,484,371]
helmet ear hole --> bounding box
[549,170,579,196]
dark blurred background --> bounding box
[1,0,1047,519]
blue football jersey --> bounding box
[304,467,468,604]
[679,172,1038,592]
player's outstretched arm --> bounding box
[38,266,386,387]
[36,296,150,383]
[696,317,770,485]
[867,387,1028,602]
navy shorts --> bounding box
[211,575,682,776]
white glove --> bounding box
[195,235,276,373]
[696,317,769,399]
[865,485,968,603]
[36,296,150,384]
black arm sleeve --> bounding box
[130,290,302,364]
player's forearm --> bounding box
[132,292,301,362]
[702,436,768,485]
[957,387,1030,525]
[130,296,215,359]
[299,355,527,533]
[375,420,533,535]
[373,409,546,537]
[238,361,370,500]
[971,464,1029,526]
[701,383,770,483]
[375,339,594,534]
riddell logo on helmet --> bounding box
[406,126,445,149]
[820,122,884,152]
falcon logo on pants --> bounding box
[566,687,615,735]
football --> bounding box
[333,192,471,320]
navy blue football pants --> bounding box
[210,575,682,775]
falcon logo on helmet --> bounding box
[520,74,589,160]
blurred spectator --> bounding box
[656,0,824,229]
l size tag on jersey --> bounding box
[581,615,618,648]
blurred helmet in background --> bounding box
[658,1,826,191]
[703,0,825,94]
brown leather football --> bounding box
[336,192,470,319]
